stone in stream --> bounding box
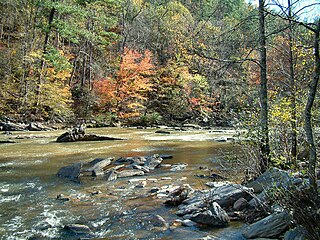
[105,169,118,181]
[85,157,113,177]
[170,163,188,172]
[56,162,82,181]
[144,154,163,170]
[0,140,16,144]
[155,130,171,134]
[189,202,230,227]
[64,224,92,234]
[117,169,145,178]
[164,185,193,206]
[242,211,292,239]
[56,194,70,201]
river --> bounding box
[0,127,245,239]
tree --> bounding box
[258,0,270,173]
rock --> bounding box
[150,188,159,193]
[209,173,228,180]
[91,190,102,195]
[170,163,188,172]
[181,219,197,227]
[155,130,170,134]
[57,125,86,142]
[1,122,26,131]
[135,181,147,188]
[148,214,169,229]
[161,177,172,180]
[246,168,292,193]
[105,170,117,181]
[159,154,173,159]
[56,194,70,201]
[284,226,307,240]
[190,202,229,227]
[79,134,125,141]
[86,157,113,176]
[144,154,163,170]
[0,140,16,144]
[248,191,268,209]
[183,124,202,129]
[117,169,145,178]
[165,185,193,206]
[27,122,52,131]
[242,211,291,239]
[233,197,248,211]
[56,162,82,181]
[64,224,92,234]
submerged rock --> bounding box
[242,211,291,239]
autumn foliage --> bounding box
[95,48,155,120]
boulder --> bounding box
[148,214,169,230]
[56,162,82,181]
[64,224,92,234]
[117,169,145,178]
[85,157,113,176]
[144,154,163,170]
[233,197,249,211]
[79,134,124,141]
[57,125,86,142]
[190,202,230,227]
[242,211,291,239]
[105,170,118,181]
[1,122,26,131]
[164,185,193,206]
[284,226,307,240]
[246,168,291,193]
[27,122,52,131]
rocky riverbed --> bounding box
[0,127,316,239]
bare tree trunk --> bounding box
[288,0,297,163]
[36,6,55,110]
[305,19,320,189]
[259,0,270,173]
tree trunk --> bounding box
[36,6,55,109]
[304,19,320,189]
[258,0,270,173]
[288,0,297,163]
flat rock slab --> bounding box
[242,211,291,239]
[117,169,145,178]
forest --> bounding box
[0,0,320,239]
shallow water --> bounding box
[0,127,245,239]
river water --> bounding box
[0,127,245,239]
